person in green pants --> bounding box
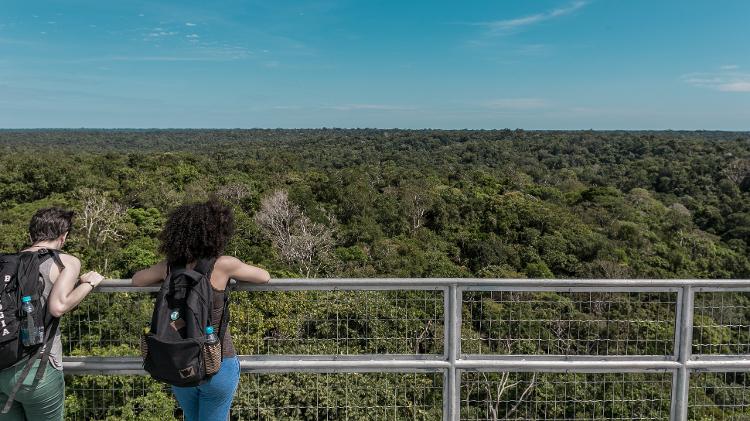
[0,207,104,421]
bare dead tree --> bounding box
[480,370,538,421]
[400,182,433,233]
[77,188,126,248]
[725,158,750,186]
[503,373,537,420]
[254,190,335,277]
[585,260,633,280]
[216,183,252,204]
[409,192,429,232]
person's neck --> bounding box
[28,240,61,250]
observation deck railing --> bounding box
[63,278,750,420]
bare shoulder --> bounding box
[215,255,270,284]
[151,259,168,274]
[132,259,168,286]
[48,253,81,282]
[215,255,243,271]
[58,253,81,270]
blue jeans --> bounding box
[172,356,240,421]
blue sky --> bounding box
[1,0,749,129]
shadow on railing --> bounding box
[62,278,750,421]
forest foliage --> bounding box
[1,129,749,420]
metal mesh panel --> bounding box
[65,375,177,421]
[65,373,443,420]
[62,293,151,356]
[460,372,672,420]
[462,291,677,355]
[233,290,444,355]
[689,372,750,420]
[693,292,750,354]
[62,290,444,356]
[233,372,443,420]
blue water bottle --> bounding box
[20,296,44,346]
[205,326,218,345]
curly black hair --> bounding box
[158,198,235,265]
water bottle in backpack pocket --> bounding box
[203,326,221,375]
[20,296,44,347]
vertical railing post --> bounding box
[671,285,694,421]
[444,284,461,421]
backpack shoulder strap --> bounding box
[43,249,65,272]
[193,257,222,338]
[28,248,65,279]
[193,258,217,276]
[16,252,42,300]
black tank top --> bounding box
[212,287,236,358]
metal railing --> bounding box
[63,278,750,420]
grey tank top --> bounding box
[39,258,63,371]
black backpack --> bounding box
[141,258,229,387]
[0,249,63,413]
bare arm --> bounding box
[47,254,103,317]
[216,256,270,284]
[132,260,168,286]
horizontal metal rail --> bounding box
[99,278,750,292]
[74,278,750,421]
[63,355,750,375]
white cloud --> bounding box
[0,37,35,46]
[323,104,415,111]
[483,98,549,110]
[99,55,240,62]
[186,34,199,39]
[271,105,303,110]
[148,31,178,37]
[478,1,587,34]
[185,22,197,27]
[258,104,416,112]
[683,68,750,93]
[718,82,750,92]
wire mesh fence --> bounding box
[460,372,673,421]
[65,372,444,421]
[58,280,750,420]
[689,372,750,420]
[62,290,444,357]
[461,291,677,355]
[693,291,750,354]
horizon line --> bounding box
[1,127,749,133]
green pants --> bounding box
[0,360,64,421]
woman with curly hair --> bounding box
[132,198,269,421]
